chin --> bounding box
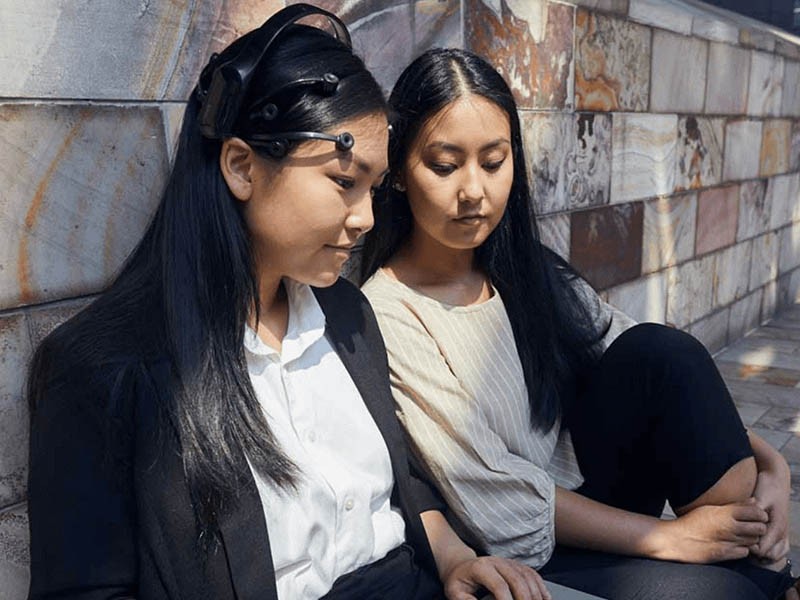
[300,271,341,288]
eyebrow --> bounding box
[351,156,389,179]
[426,138,510,153]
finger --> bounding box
[786,588,800,600]
[716,544,750,562]
[492,561,537,600]
[756,524,785,557]
[473,565,513,600]
[732,504,770,522]
[530,571,552,600]
[762,538,791,562]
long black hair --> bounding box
[28,20,386,539]
[360,48,603,433]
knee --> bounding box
[603,323,714,373]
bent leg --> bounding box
[567,323,754,516]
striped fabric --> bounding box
[362,269,635,568]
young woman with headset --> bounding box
[25,6,550,599]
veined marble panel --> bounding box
[0,313,31,508]
[748,51,785,117]
[782,60,800,118]
[666,254,715,328]
[522,112,611,213]
[737,180,770,241]
[714,240,752,307]
[760,119,792,177]
[792,120,800,171]
[414,0,462,50]
[696,185,739,255]
[27,297,91,348]
[651,31,708,114]
[466,0,574,110]
[750,231,779,290]
[537,213,570,261]
[762,279,777,322]
[723,119,763,182]
[776,40,800,62]
[692,15,739,44]
[574,10,650,112]
[689,308,729,354]
[0,104,169,309]
[769,173,800,229]
[570,202,643,290]
[642,193,697,274]
[628,0,692,35]
[739,28,776,53]
[705,42,750,115]
[606,271,667,324]
[610,114,677,203]
[729,289,763,341]
[0,0,283,100]
[161,103,186,166]
[779,222,800,274]
[675,116,723,191]
[568,0,629,14]
[0,503,29,598]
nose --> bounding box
[458,162,484,204]
[345,186,375,236]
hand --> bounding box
[751,457,792,563]
[655,500,768,563]
[442,555,552,600]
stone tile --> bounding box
[739,28,777,53]
[610,114,677,203]
[714,240,752,307]
[696,185,739,256]
[705,42,751,115]
[776,39,800,61]
[792,120,800,171]
[750,232,779,290]
[754,405,800,434]
[650,31,707,114]
[760,119,792,177]
[522,112,611,214]
[675,117,724,192]
[0,104,168,311]
[782,435,800,464]
[641,193,696,274]
[414,0,462,51]
[762,279,778,323]
[26,297,92,349]
[689,307,729,354]
[0,1,283,100]
[717,360,800,387]
[728,289,764,341]
[722,119,763,182]
[747,51,784,117]
[780,222,800,275]
[606,270,667,324]
[665,255,715,328]
[736,180,770,242]
[0,314,31,508]
[747,426,791,452]
[627,0,692,35]
[570,202,643,290]
[769,173,800,229]
[0,504,29,597]
[161,103,186,166]
[724,378,800,408]
[782,60,800,118]
[791,501,800,544]
[574,9,650,112]
[466,0,574,110]
[733,400,770,427]
[691,14,739,45]
[568,0,628,14]
[537,213,570,261]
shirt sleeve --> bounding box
[372,301,557,568]
[570,276,638,352]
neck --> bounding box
[252,271,289,351]
[392,227,476,284]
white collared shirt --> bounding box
[244,279,406,600]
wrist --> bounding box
[438,546,478,582]
[643,519,678,562]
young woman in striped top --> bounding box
[360,47,797,600]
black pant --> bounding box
[541,323,793,600]
[322,544,443,600]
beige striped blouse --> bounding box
[361,268,636,568]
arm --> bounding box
[28,362,138,599]
[421,510,550,600]
[749,431,792,562]
[554,487,767,563]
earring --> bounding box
[392,181,406,192]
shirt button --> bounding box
[344,498,354,511]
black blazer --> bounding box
[28,279,443,599]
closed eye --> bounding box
[430,163,456,175]
[483,158,506,172]
[331,176,355,190]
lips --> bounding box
[453,214,485,222]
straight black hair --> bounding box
[360,48,604,432]
[28,22,386,540]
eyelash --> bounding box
[430,159,506,175]
[332,176,382,197]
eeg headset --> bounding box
[196,3,355,158]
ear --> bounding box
[220,137,259,202]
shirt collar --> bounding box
[243,279,327,364]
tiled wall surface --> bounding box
[1,0,799,591]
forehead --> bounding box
[416,95,510,147]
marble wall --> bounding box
[1,0,800,592]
